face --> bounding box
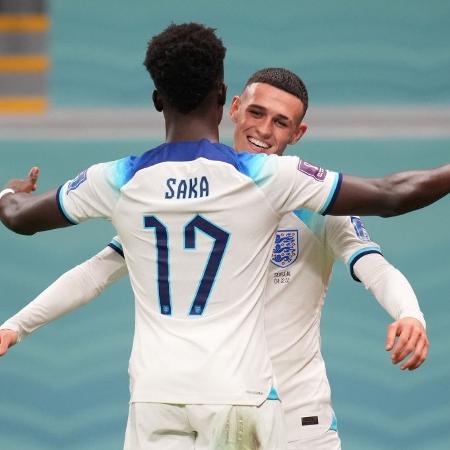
[229,82,307,156]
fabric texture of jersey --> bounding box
[264,211,381,442]
[57,139,340,406]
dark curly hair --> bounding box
[245,67,309,112]
[144,23,226,114]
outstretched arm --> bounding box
[2,162,450,236]
[0,167,71,235]
[0,246,127,357]
[330,164,450,217]
[1,160,119,235]
[353,253,429,370]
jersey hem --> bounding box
[129,395,269,406]
[129,383,276,406]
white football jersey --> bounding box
[57,139,341,405]
[265,210,381,441]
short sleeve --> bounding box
[247,154,342,216]
[57,160,123,224]
[325,215,382,281]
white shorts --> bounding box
[287,429,341,450]
[123,399,286,450]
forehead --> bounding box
[241,82,304,120]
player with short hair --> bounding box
[230,67,428,449]
[0,23,446,450]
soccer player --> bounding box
[0,23,341,450]
[229,68,429,449]
[0,22,448,449]
[0,68,429,450]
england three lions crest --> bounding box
[271,230,298,268]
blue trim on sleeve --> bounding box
[321,173,343,215]
[56,185,78,225]
[108,241,124,258]
[349,247,383,282]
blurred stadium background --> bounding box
[0,1,449,449]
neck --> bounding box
[160,90,223,143]
[164,110,220,143]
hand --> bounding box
[4,166,40,194]
[0,329,19,356]
[385,317,429,370]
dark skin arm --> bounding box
[0,168,72,235]
[1,164,450,235]
[329,164,450,217]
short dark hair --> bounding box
[144,23,226,114]
[245,67,309,112]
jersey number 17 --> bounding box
[144,214,230,316]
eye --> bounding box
[275,119,288,128]
[248,109,263,118]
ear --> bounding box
[218,82,227,106]
[152,90,163,112]
[289,122,308,145]
[228,95,241,123]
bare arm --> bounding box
[0,168,72,235]
[0,189,71,235]
[330,164,450,217]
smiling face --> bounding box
[229,82,307,156]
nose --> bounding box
[256,118,272,138]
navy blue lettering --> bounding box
[165,178,176,199]
[189,178,198,198]
[200,177,209,197]
[178,180,187,199]
[165,177,210,199]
